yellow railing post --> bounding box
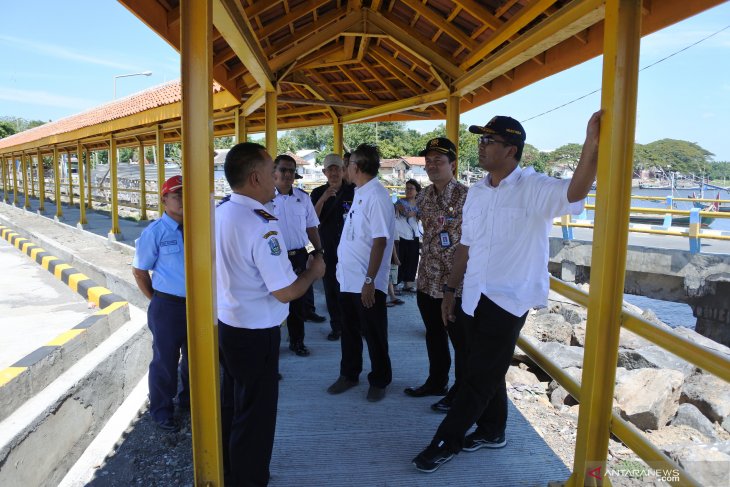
[180,0,223,484]
[37,149,45,212]
[156,125,165,217]
[109,137,121,238]
[569,1,642,486]
[77,142,87,226]
[1,155,6,203]
[265,89,277,156]
[66,150,74,207]
[53,146,62,218]
[446,94,460,173]
[22,153,30,209]
[333,118,343,156]
[138,139,148,221]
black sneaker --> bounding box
[430,396,451,413]
[327,330,341,341]
[289,341,311,357]
[412,441,455,473]
[327,376,358,394]
[462,432,506,452]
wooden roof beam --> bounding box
[341,89,449,123]
[269,10,361,71]
[366,9,464,81]
[460,0,558,70]
[213,0,275,91]
[339,65,379,101]
[360,61,400,99]
[453,0,502,30]
[260,0,331,42]
[455,0,604,95]
[400,0,477,51]
[368,48,426,95]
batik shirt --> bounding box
[415,178,468,298]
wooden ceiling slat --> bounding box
[339,65,379,101]
[453,0,503,30]
[368,47,427,95]
[361,61,400,99]
[258,0,331,42]
[265,8,346,57]
[399,0,477,52]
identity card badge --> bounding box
[439,231,451,248]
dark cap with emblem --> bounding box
[469,116,526,143]
[419,137,457,161]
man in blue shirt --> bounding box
[132,175,188,432]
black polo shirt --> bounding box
[310,182,355,259]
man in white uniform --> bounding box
[271,154,323,357]
[413,111,602,472]
[216,142,325,486]
[327,143,396,402]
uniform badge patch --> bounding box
[268,237,282,256]
[263,230,278,239]
[254,209,278,221]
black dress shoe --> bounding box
[431,397,451,413]
[289,341,311,357]
[404,384,448,397]
[327,330,341,341]
[305,312,327,323]
[327,376,358,394]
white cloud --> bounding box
[0,87,95,110]
[0,35,141,71]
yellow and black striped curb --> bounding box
[0,224,129,389]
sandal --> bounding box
[392,298,405,305]
[386,301,397,307]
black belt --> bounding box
[287,247,308,257]
[153,290,186,303]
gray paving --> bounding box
[0,237,92,369]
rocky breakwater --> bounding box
[505,293,730,486]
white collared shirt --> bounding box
[460,166,584,318]
[271,187,320,250]
[336,177,395,293]
[215,193,297,329]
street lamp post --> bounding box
[113,71,153,99]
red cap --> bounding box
[161,175,182,196]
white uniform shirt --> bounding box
[460,166,584,318]
[216,193,297,329]
[337,177,395,293]
[271,187,320,250]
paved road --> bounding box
[0,238,93,369]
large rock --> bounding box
[670,403,718,440]
[571,321,586,347]
[523,313,573,345]
[534,342,584,369]
[555,303,587,325]
[665,442,730,487]
[506,365,541,386]
[673,327,730,360]
[618,327,653,350]
[614,368,684,430]
[681,373,730,423]
[617,346,696,377]
[548,367,582,408]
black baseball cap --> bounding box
[419,137,457,161]
[469,116,526,143]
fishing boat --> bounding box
[638,180,672,190]
[629,213,715,227]
[690,192,730,213]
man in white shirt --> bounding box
[328,144,395,402]
[216,142,325,486]
[271,154,323,357]
[413,111,602,472]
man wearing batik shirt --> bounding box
[403,138,468,414]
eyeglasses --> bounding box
[277,167,297,175]
[479,135,510,146]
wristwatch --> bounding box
[442,283,456,294]
[364,276,374,285]
[310,248,325,256]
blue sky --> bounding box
[2,1,729,161]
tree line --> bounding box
[2,116,728,180]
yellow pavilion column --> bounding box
[109,137,121,239]
[22,153,30,209]
[1,155,6,203]
[37,149,46,212]
[333,118,343,156]
[53,147,62,218]
[138,138,148,220]
[568,1,641,486]
[156,125,165,217]
[446,94,460,173]
[86,149,93,210]
[66,150,74,207]
[30,153,36,198]
[265,89,277,156]
[77,142,87,226]
[11,154,19,206]
[180,0,223,484]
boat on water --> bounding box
[638,181,672,190]
[690,192,730,213]
[629,213,715,227]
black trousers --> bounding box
[416,292,466,397]
[219,323,280,487]
[147,294,189,423]
[397,237,420,283]
[287,250,308,344]
[432,295,527,452]
[322,255,343,333]
[339,291,392,388]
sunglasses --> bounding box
[479,135,511,146]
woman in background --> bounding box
[395,179,421,292]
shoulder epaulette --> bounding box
[254,209,278,221]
